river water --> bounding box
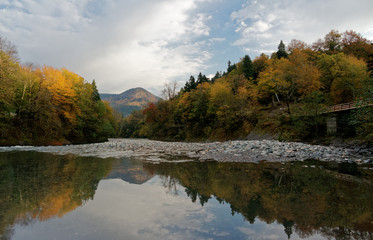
[0,149,372,240]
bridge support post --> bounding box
[327,117,337,135]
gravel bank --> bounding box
[1,138,372,164]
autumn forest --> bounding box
[0,37,116,145]
[119,30,373,144]
[1,29,373,146]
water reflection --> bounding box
[106,158,154,184]
[145,160,373,239]
[0,152,112,240]
[0,151,372,240]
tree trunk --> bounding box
[275,93,281,103]
[286,99,291,115]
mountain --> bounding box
[106,164,154,185]
[105,158,154,185]
[100,87,161,116]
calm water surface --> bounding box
[0,151,372,240]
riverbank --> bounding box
[1,138,372,164]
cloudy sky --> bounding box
[1,0,373,95]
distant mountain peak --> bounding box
[100,88,160,116]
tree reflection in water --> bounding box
[1,151,373,240]
[143,160,373,240]
[0,152,113,240]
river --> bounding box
[0,140,372,240]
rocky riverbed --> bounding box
[1,138,372,164]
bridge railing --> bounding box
[327,101,373,113]
[329,102,355,112]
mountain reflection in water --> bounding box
[0,151,372,240]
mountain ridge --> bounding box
[100,87,161,116]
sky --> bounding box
[1,0,373,95]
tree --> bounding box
[0,50,19,116]
[91,80,101,101]
[41,66,78,128]
[368,47,373,75]
[196,72,209,85]
[257,58,294,113]
[341,30,373,66]
[141,100,173,139]
[14,65,42,119]
[330,56,368,103]
[283,220,295,239]
[211,71,222,83]
[277,40,288,59]
[0,37,20,117]
[270,58,293,114]
[257,51,322,114]
[324,30,342,54]
[242,55,254,80]
[317,53,369,104]
[183,75,197,92]
[0,36,18,61]
[288,49,321,98]
[77,28,373,142]
[119,110,144,138]
[227,60,236,73]
[311,38,324,52]
[287,39,309,53]
[352,78,373,143]
[207,80,249,138]
[0,36,117,145]
[162,80,178,100]
[312,30,342,54]
[253,54,270,80]
[181,83,212,139]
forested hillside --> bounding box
[0,37,116,146]
[100,87,160,117]
[120,30,373,143]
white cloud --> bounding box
[231,0,373,56]
[2,0,373,94]
[80,0,214,94]
[0,0,213,94]
[12,178,223,240]
[0,0,10,5]
[190,13,212,36]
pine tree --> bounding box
[184,75,197,92]
[242,55,254,80]
[227,60,236,73]
[283,220,294,239]
[197,72,208,85]
[277,40,288,59]
[91,80,101,101]
[211,71,222,83]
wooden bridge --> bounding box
[327,101,373,113]
[325,101,372,134]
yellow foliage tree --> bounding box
[257,58,293,112]
[0,50,19,115]
[41,66,79,126]
[330,55,369,103]
[288,49,321,97]
[318,53,369,104]
[258,52,322,114]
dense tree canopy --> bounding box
[120,30,372,143]
[0,37,116,145]
[2,30,371,145]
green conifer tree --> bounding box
[242,55,254,80]
[277,40,288,59]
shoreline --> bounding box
[1,138,372,164]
